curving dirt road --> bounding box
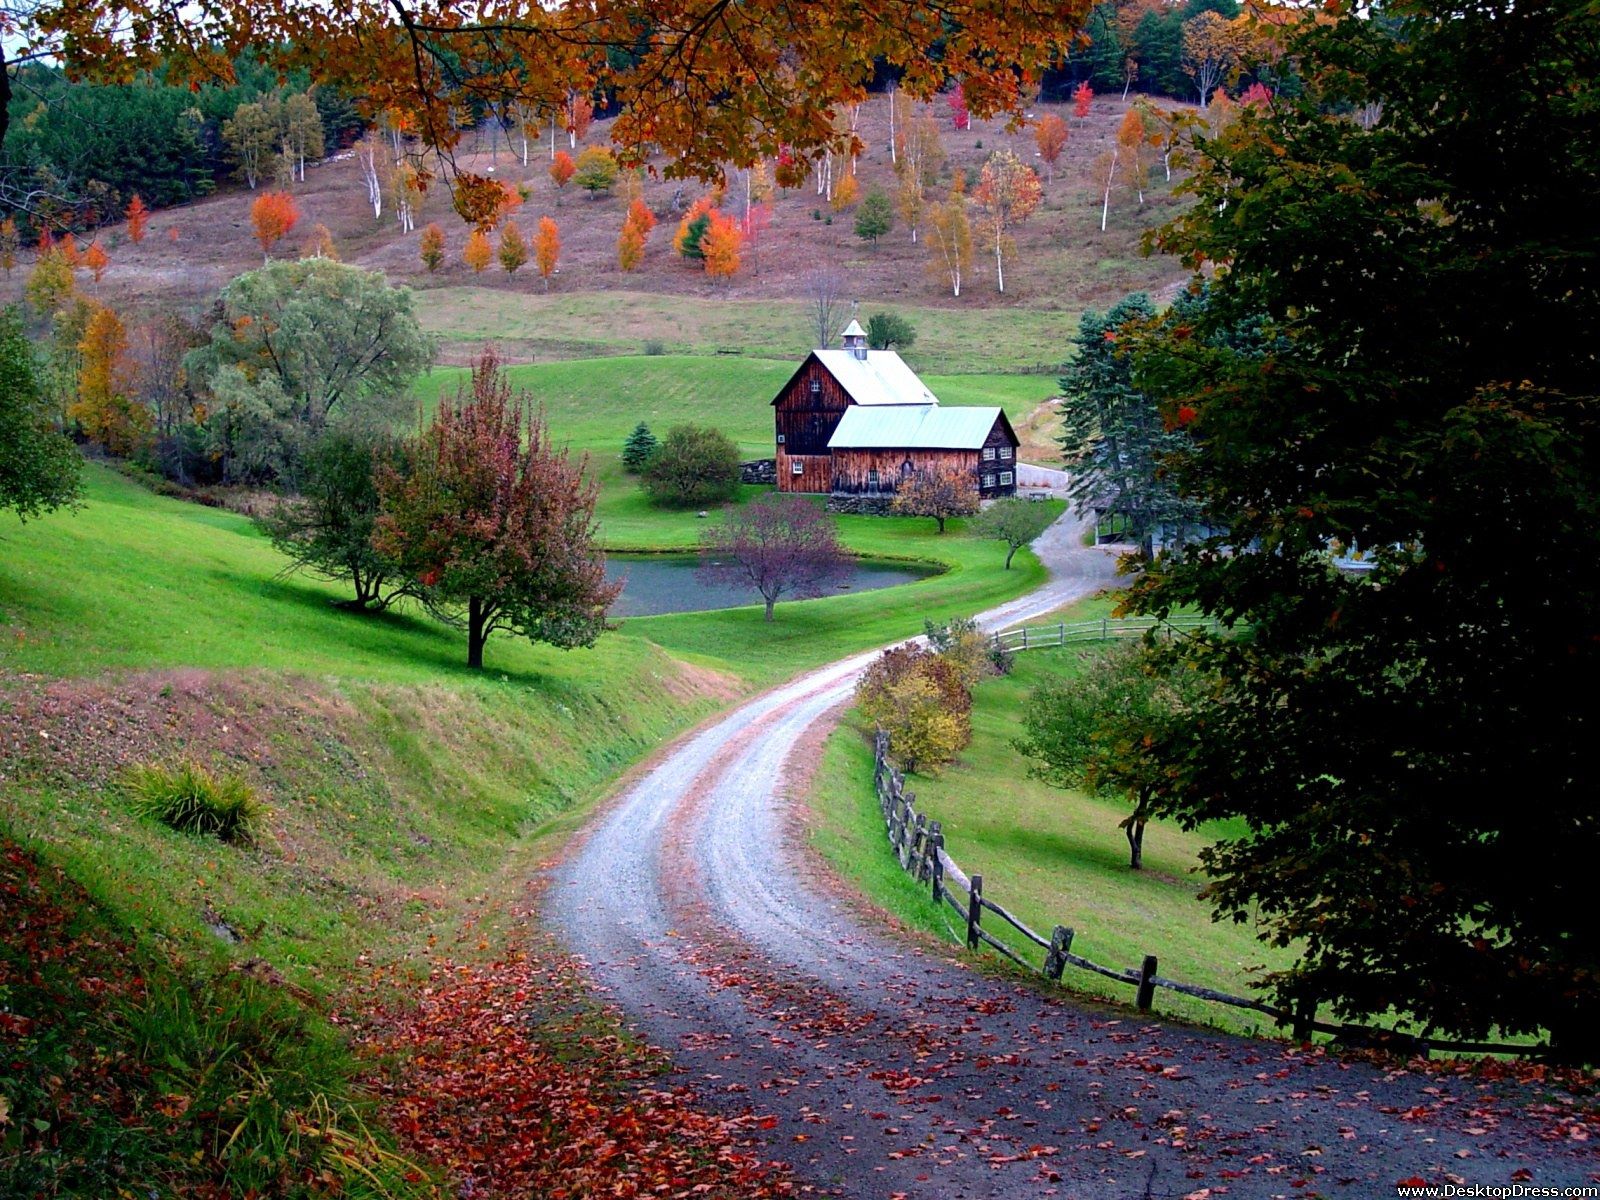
[549,513,1598,1198]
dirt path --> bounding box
[547,514,1598,1198]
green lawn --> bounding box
[808,592,1300,1038]
[418,291,1081,375]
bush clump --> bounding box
[640,423,741,507]
[124,760,264,844]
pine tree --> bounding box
[621,421,659,472]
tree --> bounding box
[971,496,1054,568]
[1073,81,1094,121]
[549,150,576,194]
[894,112,945,243]
[419,222,446,272]
[69,302,147,455]
[534,216,560,289]
[854,187,894,245]
[498,220,529,274]
[700,210,742,281]
[184,259,433,483]
[302,223,337,260]
[624,196,656,236]
[1181,11,1244,106]
[260,428,414,610]
[0,309,81,522]
[564,91,594,148]
[617,220,647,271]
[640,423,741,507]
[1034,112,1068,182]
[620,421,658,472]
[803,267,847,348]
[250,191,299,261]
[463,228,492,272]
[222,101,277,189]
[925,180,973,298]
[829,172,859,212]
[1121,0,1600,1056]
[0,219,16,276]
[891,464,978,532]
[972,149,1041,293]
[373,351,619,669]
[946,83,971,131]
[865,311,915,351]
[26,249,77,319]
[355,131,384,218]
[673,196,716,260]
[125,194,150,243]
[573,146,619,196]
[1016,643,1199,868]
[698,492,849,621]
[856,645,972,773]
[282,91,326,182]
[82,241,110,284]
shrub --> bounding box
[923,616,994,691]
[856,644,973,773]
[640,423,741,507]
[642,339,666,356]
[123,760,264,843]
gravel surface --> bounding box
[548,512,1599,1198]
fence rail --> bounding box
[871,729,1544,1059]
[992,614,1222,653]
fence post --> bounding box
[1044,925,1074,981]
[1136,955,1159,1012]
[910,810,926,875]
[929,824,944,904]
[1058,621,1065,645]
[1101,616,1109,640]
[1022,627,1028,650]
[966,874,984,950]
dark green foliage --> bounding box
[0,307,81,522]
[621,421,660,473]
[1057,293,1197,553]
[123,760,264,844]
[640,424,741,507]
[678,213,711,260]
[258,428,413,610]
[854,187,895,245]
[865,311,916,351]
[1124,0,1600,1055]
[1016,643,1201,868]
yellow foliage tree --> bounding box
[70,303,148,455]
[830,172,860,211]
[534,216,560,289]
[463,228,492,272]
[701,210,743,281]
[498,220,529,273]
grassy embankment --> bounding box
[808,592,1301,1039]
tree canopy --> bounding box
[0,308,81,523]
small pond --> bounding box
[605,552,940,617]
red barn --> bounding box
[771,321,1019,499]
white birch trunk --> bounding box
[1101,148,1118,232]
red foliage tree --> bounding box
[1073,80,1093,121]
[1034,112,1068,182]
[697,492,849,621]
[125,193,150,243]
[947,83,971,131]
[549,149,576,192]
[374,350,619,669]
[250,191,299,260]
[82,241,110,283]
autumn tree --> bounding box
[374,351,619,669]
[282,91,325,181]
[698,492,848,621]
[925,180,973,298]
[70,303,147,455]
[972,149,1041,293]
[534,217,560,290]
[829,172,859,212]
[419,223,446,272]
[970,496,1055,568]
[946,82,971,131]
[302,223,337,260]
[1073,81,1094,121]
[564,91,594,148]
[1182,11,1244,106]
[82,241,110,284]
[672,196,717,260]
[573,146,619,196]
[1034,112,1068,183]
[498,220,529,274]
[26,247,76,319]
[1122,0,1600,1055]
[894,112,945,243]
[617,197,655,270]
[856,645,972,773]
[1117,105,1149,209]
[891,464,978,532]
[0,309,81,522]
[0,218,16,276]
[549,149,576,196]
[124,194,150,243]
[700,210,743,281]
[223,101,277,189]
[640,423,740,507]
[250,191,299,261]
[463,228,492,273]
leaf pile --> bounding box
[360,947,794,1200]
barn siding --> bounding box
[831,448,980,495]
[975,414,1020,497]
[774,357,853,491]
[776,448,835,494]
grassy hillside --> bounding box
[808,594,1301,1038]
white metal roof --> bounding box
[812,348,940,407]
[828,404,1005,450]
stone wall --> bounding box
[739,459,777,485]
[825,492,897,516]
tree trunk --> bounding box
[467,596,489,669]
[1127,818,1145,869]
[994,227,1005,293]
[764,597,776,621]
[935,515,947,534]
[1101,147,1119,232]
[1005,543,1019,569]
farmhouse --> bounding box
[772,321,1019,503]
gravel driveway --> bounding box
[548,512,1598,1198]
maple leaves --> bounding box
[249,190,298,260]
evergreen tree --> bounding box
[853,187,894,245]
[620,421,659,473]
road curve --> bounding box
[548,513,1598,1198]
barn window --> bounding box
[900,458,913,475]
[982,447,997,461]
[792,459,805,475]
[999,471,1014,486]
[809,378,822,397]
[776,433,786,444]
[867,468,880,491]
[982,474,997,489]
[999,446,1013,460]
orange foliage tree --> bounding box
[250,190,299,260]
[498,220,528,274]
[549,149,575,194]
[302,223,338,259]
[830,172,860,212]
[0,217,16,276]
[534,217,559,290]
[463,228,492,272]
[1034,113,1068,183]
[420,222,447,272]
[82,241,110,283]
[701,210,743,281]
[1073,80,1093,121]
[617,220,646,271]
[672,195,717,260]
[972,149,1041,293]
[70,304,148,455]
[125,193,150,243]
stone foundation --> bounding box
[825,492,897,516]
[739,459,777,485]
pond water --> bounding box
[605,552,939,617]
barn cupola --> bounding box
[840,318,869,361]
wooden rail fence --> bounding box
[991,613,1221,654]
[871,729,1543,1059]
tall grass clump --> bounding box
[124,760,265,843]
